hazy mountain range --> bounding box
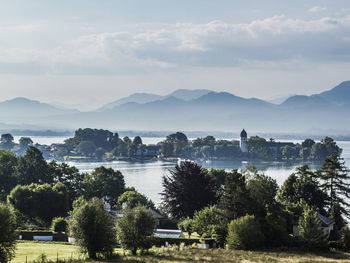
[0,81,350,134]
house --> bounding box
[293,214,334,238]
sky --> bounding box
[0,0,349,110]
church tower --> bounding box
[240,129,248,153]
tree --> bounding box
[0,134,14,151]
[15,147,50,185]
[116,206,155,255]
[69,198,114,259]
[133,136,142,146]
[302,139,315,149]
[318,156,350,236]
[246,173,279,217]
[76,141,96,157]
[7,183,69,225]
[161,161,217,219]
[49,161,85,206]
[220,170,251,220]
[0,151,17,201]
[192,206,228,247]
[227,215,265,250]
[117,190,154,210]
[278,165,327,213]
[297,204,327,249]
[0,203,17,263]
[19,137,33,150]
[51,217,68,233]
[83,167,125,207]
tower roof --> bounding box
[240,129,247,138]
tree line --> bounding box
[1,128,340,162]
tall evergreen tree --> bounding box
[318,156,350,217]
[318,156,350,237]
[161,161,217,219]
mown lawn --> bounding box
[13,241,350,263]
[12,241,81,262]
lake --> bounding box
[15,136,350,204]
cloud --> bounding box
[308,6,327,13]
[0,15,349,74]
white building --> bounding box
[240,129,248,153]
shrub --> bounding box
[192,206,228,247]
[178,218,194,238]
[69,198,115,259]
[227,215,265,250]
[0,203,17,263]
[116,206,155,255]
[51,217,68,233]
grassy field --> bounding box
[13,241,81,263]
[12,241,350,263]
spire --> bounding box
[240,129,247,138]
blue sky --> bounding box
[0,0,349,110]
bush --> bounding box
[0,203,17,263]
[227,215,265,250]
[69,198,115,259]
[192,206,228,247]
[178,218,194,238]
[116,206,155,255]
[51,217,68,233]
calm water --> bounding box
[14,136,350,204]
[67,140,350,205]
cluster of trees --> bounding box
[0,145,159,261]
[163,158,350,250]
[0,146,131,227]
[55,128,145,159]
[1,129,342,163]
[246,136,342,161]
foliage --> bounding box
[318,156,350,217]
[177,218,194,238]
[117,190,154,209]
[161,161,217,219]
[69,198,115,259]
[220,170,251,220]
[76,141,96,157]
[246,173,279,217]
[297,204,327,249]
[0,204,17,263]
[51,217,68,233]
[227,215,265,250]
[0,151,17,201]
[83,166,125,207]
[7,183,69,225]
[15,147,51,185]
[49,162,85,206]
[192,206,228,247]
[116,206,155,255]
[278,165,327,213]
